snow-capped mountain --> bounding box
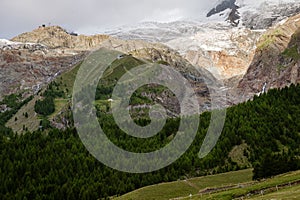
[101,0,300,79]
[104,0,300,43]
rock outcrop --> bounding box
[12,26,110,50]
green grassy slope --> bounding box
[117,170,300,200]
[5,55,146,132]
[251,184,300,200]
[115,169,253,200]
[189,170,300,200]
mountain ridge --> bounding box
[11,26,110,50]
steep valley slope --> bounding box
[235,13,300,103]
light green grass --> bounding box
[116,181,198,200]
[251,184,300,200]
[115,169,253,200]
[188,170,300,200]
[188,169,253,190]
[257,29,284,50]
[117,170,300,200]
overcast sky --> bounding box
[0,0,219,39]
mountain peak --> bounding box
[11,25,110,50]
[207,0,238,17]
[207,0,241,26]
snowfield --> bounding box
[99,0,299,54]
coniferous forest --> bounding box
[0,84,300,199]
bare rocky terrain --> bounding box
[0,41,86,99]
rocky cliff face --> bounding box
[98,36,218,84]
[206,0,300,30]
[12,26,110,50]
[0,40,86,99]
[195,0,300,79]
[236,13,300,103]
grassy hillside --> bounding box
[251,184,300,200]
[117,170,300,200]
[116,169,253,200]
[191,170,300,200]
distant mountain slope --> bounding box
[236,13,300,103]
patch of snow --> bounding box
[0,39,19,46]
[0,39,47,51]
